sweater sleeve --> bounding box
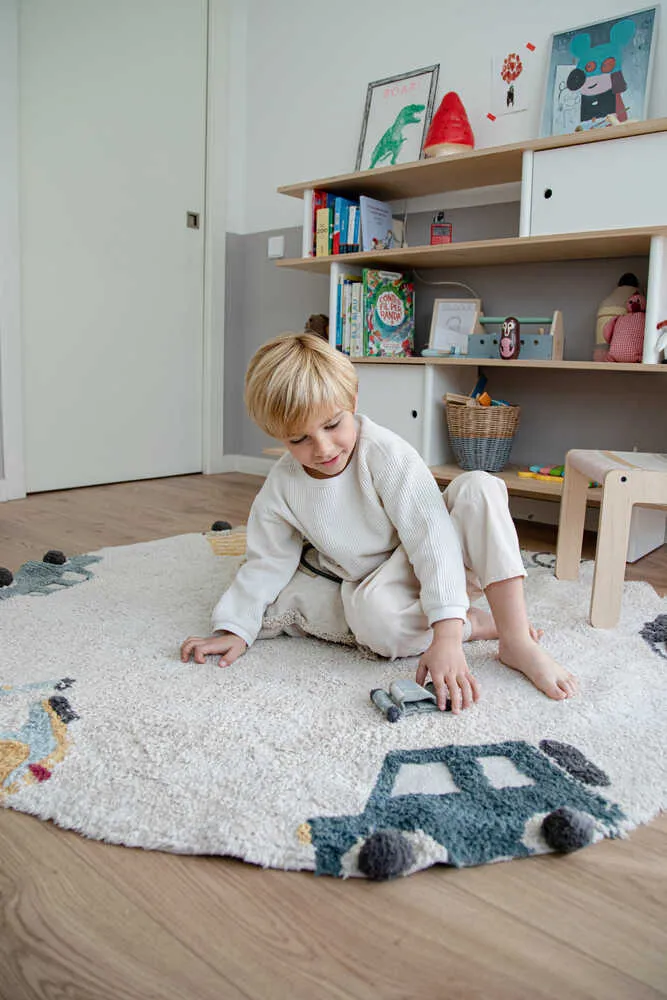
[210,489,303,646]
[369,439,469,625]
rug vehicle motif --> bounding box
[0,679,78,799]
[304,740,625,878]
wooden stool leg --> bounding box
[555,457,589,580]
[590,471,633,628]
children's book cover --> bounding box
[359,196,395,251]
[363,269,414,357]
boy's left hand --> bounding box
[416,634,480,714]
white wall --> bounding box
[0,0,24,499]
[235,0,667,234]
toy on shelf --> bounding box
[518,465,565,483]
[655,319,667,361]
[430,210,453,245]
[602,291,646,363]
[467,311,564,361]
[499,316,521,359]
[423,92,475,157]
[518,465,600,487]
[593,272,641,361]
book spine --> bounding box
[349,282,363,357]
[315,207,331,257]
[302,189,314,258]
[312,190,327,256]
[333,197,343,255]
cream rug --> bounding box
[1,533,666,878]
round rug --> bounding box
[1,533,666,877]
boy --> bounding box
[181,333,578,712]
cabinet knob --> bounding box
[544,188,553,199]
[411,409,418,419]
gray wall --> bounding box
[224,228,329,456]
[224,202,664,465]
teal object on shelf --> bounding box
[479,316,552,325]
[467,333,555,360]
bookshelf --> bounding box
[276,226,665,277]
[275,121,667,532]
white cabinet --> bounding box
[528,132,667,236]
[355,364,424,451]
[355,362,473,465]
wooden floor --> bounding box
[1,473,666,1000]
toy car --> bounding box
[370,679,450,721]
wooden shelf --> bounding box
[276,226,664,275]
[352,357,667,373]
[431,463,603,505]
[278,118,667,202]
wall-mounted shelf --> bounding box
[276,226,663,275]
[353,357,667,372]
[278,118,667,202]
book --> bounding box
[333,196,358,255]
[334,273,362,351]
[349,283,364,356]
[363,269,414,357]
[311,189,328,255]
[359,195,395,252]
[315,207,332,256]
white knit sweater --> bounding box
[211,415,468,645]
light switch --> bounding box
[267,235,285,258]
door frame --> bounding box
[0,0,228,501]
[0,0,24,501]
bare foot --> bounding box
[498,636,578,700]
[468,607,543,643]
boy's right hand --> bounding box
[180,631,247,668]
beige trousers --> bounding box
[259,470,526,659]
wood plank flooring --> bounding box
[1,473,666,1000]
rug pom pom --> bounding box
[211,520,232,532]
[43,550,67,565]
[358,829,415,880]
[542,807,596,853]
[0,566,14,587]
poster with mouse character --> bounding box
[540,7,658,137]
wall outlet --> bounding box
[267,235,285,258]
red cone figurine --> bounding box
[423,92,475,157]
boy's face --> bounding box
[281,405,357,479]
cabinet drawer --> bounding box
[529,132,667,235]
[354,364,424,452]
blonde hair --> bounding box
[245,332,358,439]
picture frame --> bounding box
[539,6,658,137]
[355,65,439,171]
[428,299,482,355]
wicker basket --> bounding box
[445,401,521,472]
[205,527,247,557]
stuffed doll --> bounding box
[602,292,646,363]
[304,314,329,341]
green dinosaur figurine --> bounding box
[370,103,425,168]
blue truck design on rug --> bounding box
[305,740,625,879]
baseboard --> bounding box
[219,454,275,476]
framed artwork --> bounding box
[539,6,658,137]
[428,299,482,354]
[355,65,439,171]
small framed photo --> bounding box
[355,65,439,171]
[539,6,658,137]
[429,299,482,354]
